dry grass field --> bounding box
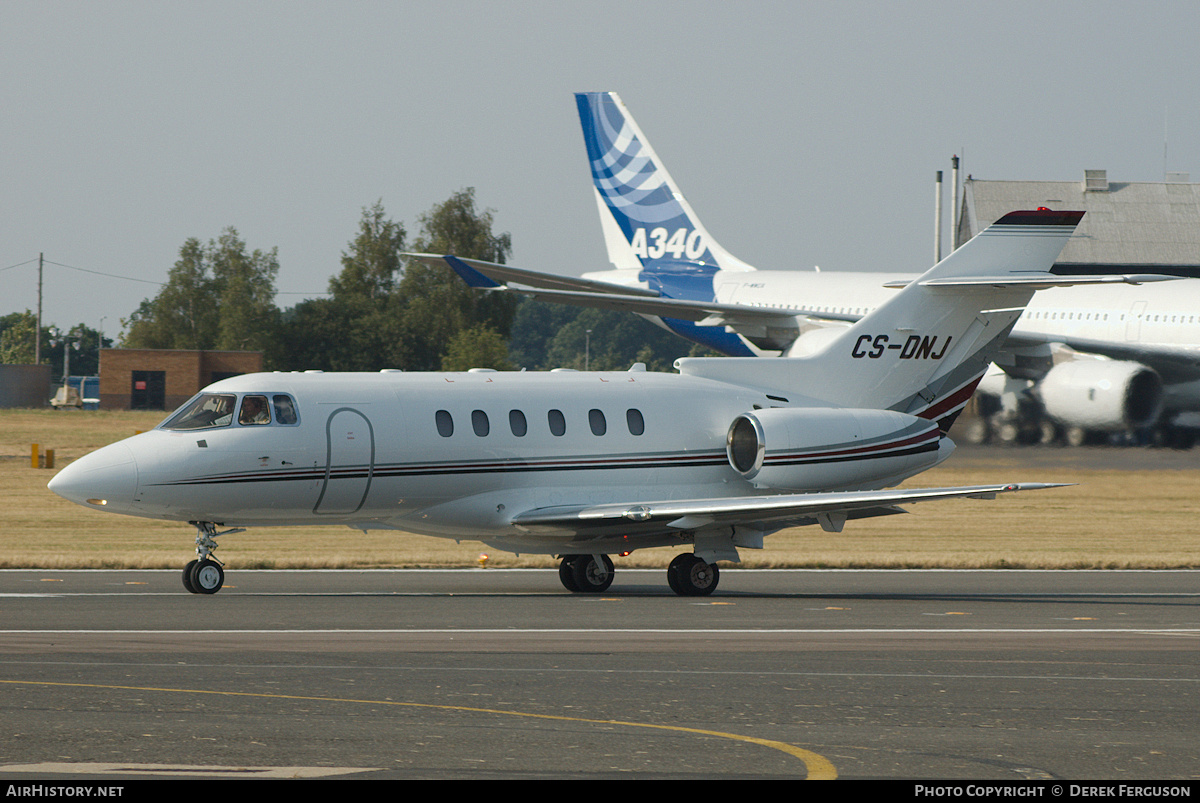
[2,408,1198,570]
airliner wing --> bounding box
[494,286,814,326]
[510,482,1066,535]
[1006,331,1200,383]
[409,253,836,327]
[406,253,661,297]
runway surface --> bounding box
[1,568,1198,780]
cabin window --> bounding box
[272,394,298,425]
[509,410,527,437]
[472,410,490,437]
[589,409,607,436]
[161,393,236,431]
[626,408,645,436]
[548,409,566,436]
[238,395,271,425]
[436,410,454,437]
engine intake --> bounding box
[726,407,946,491]
[1037,360,1163,431]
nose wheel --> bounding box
[181,522,240,594]
[182,558,225,594]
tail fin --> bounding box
[576,92,754,273]
[677,209,1086,431]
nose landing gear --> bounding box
[181,522,242,594]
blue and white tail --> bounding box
[576,92,755,273]
[677,210,1086,432]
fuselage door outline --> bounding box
[314,407,375,515]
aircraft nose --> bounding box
[48,441,139,511]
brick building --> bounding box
[98,349,262,411]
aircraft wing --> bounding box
[406,252,661,297]
[491,286,819,327]
[408,253,843,327]
[1005,331,1200,384]
[509,482,1066,536]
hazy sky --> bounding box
[4,0,1199,338]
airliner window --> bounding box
[272,394,298,425]
[162,393,236,431]
[626,408,645,436]
[548,409,566,436]
[509,410,527,437]
[436,410,454,437]
[589,409,607,436]
[238,395,271,425]
[472,410,490,437]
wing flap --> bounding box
[509,483,1068,534]
[884,274,1179,289]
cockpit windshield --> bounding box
[161,393,237,431]
[161,392,301,431]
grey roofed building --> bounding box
[957,171,1200,275]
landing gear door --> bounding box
[315,408,375,515]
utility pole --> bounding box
[35,253,43,365]
[950,156,960,251]
[934,170,943,264]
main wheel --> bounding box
[190,559,224,594]
[569,554,614,593]
[558,556,581,592]
[667,554,719,596]
[182,559,199,593]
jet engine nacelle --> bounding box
[1037,360,1163,431]
[725,407,945,491]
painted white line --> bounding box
[3,627,1199,635]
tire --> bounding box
[570,555,614,593]
[182,559,199,594]
[558,556,581,592]
[190,559,224,594]
[667,554,720,596]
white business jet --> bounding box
[51,209,1112,596]
[433,92,1191,444]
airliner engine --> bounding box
[1037,360,1163,431]
[725,408,945,491]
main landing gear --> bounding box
[558,554,615,593]
[557,552,721,596]
[666,553,719,596]
[181,522,242,594]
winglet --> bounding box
[442,255,503,289]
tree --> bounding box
[276,202,411,371]
[0,310,39,364]
[123,238,217,350]
[512,301,701,372]
[441,324,514,371]
[123,229,280,358]
[399,188,518,370]
[330,200,406,302]
[209,228,280,354]
[44,323,110,378]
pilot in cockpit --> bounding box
[238,395,271,425]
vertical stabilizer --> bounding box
[677,210,1085,431]
[576,92,755,273]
